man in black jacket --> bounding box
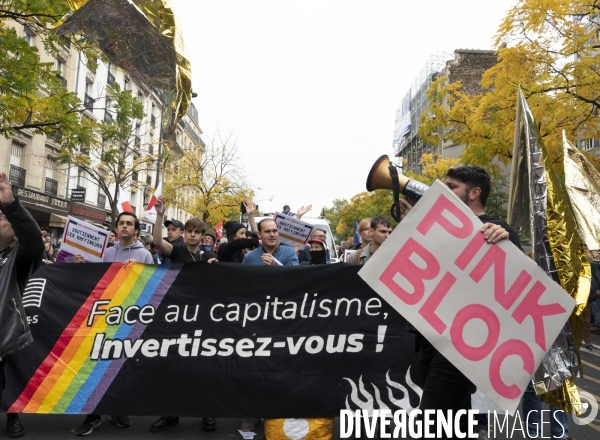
[399,166,518,439]
[0,172,44,438]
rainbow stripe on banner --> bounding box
[9,262,182,414]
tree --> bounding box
[323,199,349,241]
[164,131,255,227]
[411,153,460,185]
[54,84,150,227]
[0,1,100,139]
[418,0,600,175]
[325,191,398,240]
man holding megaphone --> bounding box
[366,157,521,437]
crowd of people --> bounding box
[0,165,599,439]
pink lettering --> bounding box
[454,233,486,270]
[512,281,567,351]
[469,245,533,310]
[379,238,440,305]
[489,339,534,399]
[418,272,457,334]
[417,195,473,239]
[450,304,500,361]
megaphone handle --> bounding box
[388,164,402,222]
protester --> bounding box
[150,242,163,264]
[240,217,298,431]
[349,216,392,265]
[586,245,600,335]
[42,239,54,264]
[339,240,355,262]
[217,199,259,263]
[306,238,328,265]
[73,211,152,435]
[0,172,44,438]
[399,165,524,439]
[164,219,185,247]
[152,196,217,264]
[581,245,598,350]
[298,228,330,264]
[242,219,299,266]
[352,218,372,250]
[203,233,216,252]
[107,229,116,248]
[282,204,295,217]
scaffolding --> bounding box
[394,51,453,174]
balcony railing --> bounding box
[104,111,113,124]
[84,94,95,111]
[9,165,26,187]
[56,73,67,87]
[150,115,156,128]
[44,178,58,197]
[107,72,115,87]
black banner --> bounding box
[3,263,419,417]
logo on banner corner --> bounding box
[344,366,422,415]
[23,278,47,308]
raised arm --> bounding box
[244,198,258,233]
[296,205,312,220]
[152,196,174,257]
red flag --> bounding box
[117,185,133,213]
[214,221,223,240]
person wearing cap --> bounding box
[217,199,259,263]
[164,219,185,246]
[203,233,216,252]
[305,238,328,265]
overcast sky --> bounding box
[175,0,516,216]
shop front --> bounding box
[68,202,111,229]
[11,187,69,243]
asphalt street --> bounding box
[2,337,599,440]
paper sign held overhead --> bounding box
[358,181,575,415]
[60,216,110,262]
[273,213,315,249]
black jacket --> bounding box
[217,237,259,263]
[0,197,44,360]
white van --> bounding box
[242,214,339,262]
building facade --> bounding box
[1,20,204,242]
[393,50,497,174]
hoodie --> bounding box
[103,240,154,264]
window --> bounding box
[77,168,87,189]
[10,141,24,166]
[23,28,35,46]
[97,193,106,209]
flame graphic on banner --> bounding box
[344,367,422,415]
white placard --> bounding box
[273,213,315,249]
[60,216,110,262]
[358,181,575,415]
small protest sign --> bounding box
[358,181,575,414]
[60,216,109,262]
[273,213,315,249]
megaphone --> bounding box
[366,155,429,221]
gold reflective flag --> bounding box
[58,0,192,152]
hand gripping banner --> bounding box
[2,263,419,418]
